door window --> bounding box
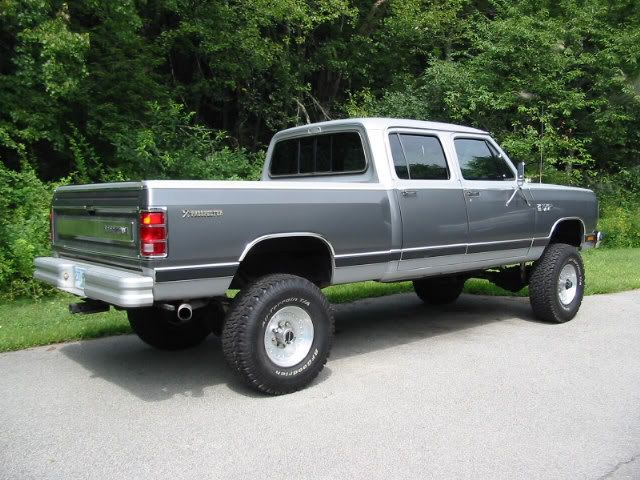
[389,133,449,180]
[454,138,514,181]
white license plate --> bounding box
[74,267,86,290]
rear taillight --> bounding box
[139,210,167,257]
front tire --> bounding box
[222,274,334,395]
[127,306,211,350]
[413,276,465,305]
[529,243,585,323]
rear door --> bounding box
[454,136,534,260]
[389,131,469,272]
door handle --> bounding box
[465,191,481,197]
[401,190,417,197]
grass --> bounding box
[0,299,130,353]
[1,248,638,353]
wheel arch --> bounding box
[232,233,335,289]
[547,217,585,247]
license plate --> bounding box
[74,267,86,290]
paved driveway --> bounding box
[1,291,639,479]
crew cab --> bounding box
[34,118,600,394]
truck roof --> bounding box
[277,117,488,136]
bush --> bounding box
[590,167,640,248]
[0,163,64,300]
[598,205,640,248]
[0,102,264,301]
[110,101,263,182]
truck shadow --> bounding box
[330,293,539,361]
[60,293,540,401]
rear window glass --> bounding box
[270,140,297,176]
[270,132,366,176]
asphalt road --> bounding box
[1,291,639,480]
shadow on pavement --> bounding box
[61,334,233,402]
[330,293,539,360]
[60,293,539,401]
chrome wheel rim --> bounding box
[263,306,314,368]
[557,264,578,306]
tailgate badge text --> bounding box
[182,209,224,218]
[103,225,129,234]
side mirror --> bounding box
[507,162,531,207]
[517,162,525,187]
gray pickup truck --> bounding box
[34,118,600,394]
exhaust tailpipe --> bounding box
[176,303,193,322]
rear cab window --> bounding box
[270,131,367,177]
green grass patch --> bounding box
[0,298,130,352]
[1,248,638,352]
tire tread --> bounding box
[529,243,584,323]
[222,274,333,395]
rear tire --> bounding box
[127,306,211,350]
[413,276,465,305]
[222,274,333,395]
[529,243,585,323]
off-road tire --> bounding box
[127,306,211,350]
[413,276,465,305]
[529,243,585,323]
[222,274,334,395]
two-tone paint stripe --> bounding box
[153,237,552,283]
[400,244,467,260]
[334,250,401,268]
[155,262,239,282]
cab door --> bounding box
[389,132,469,272]
[453,136,534,260]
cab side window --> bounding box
[454,138,514,181]
[389,133,449,180]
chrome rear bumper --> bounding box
[34,257,154,308]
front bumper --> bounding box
[34,257,154,308]
[581,231,603,250]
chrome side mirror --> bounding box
[517,162,525,187]
[506,162,530,207]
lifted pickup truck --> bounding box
[35,118,600,394]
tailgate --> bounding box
[52,183,145,268]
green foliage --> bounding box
[0,0,639,300]
[110,101,263,181]
[2,0,639,182]
[0,0,90,171]
[347,1,640,186]
[598,206,640,248]
[0,162,67,300]
[589,167,640,248]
